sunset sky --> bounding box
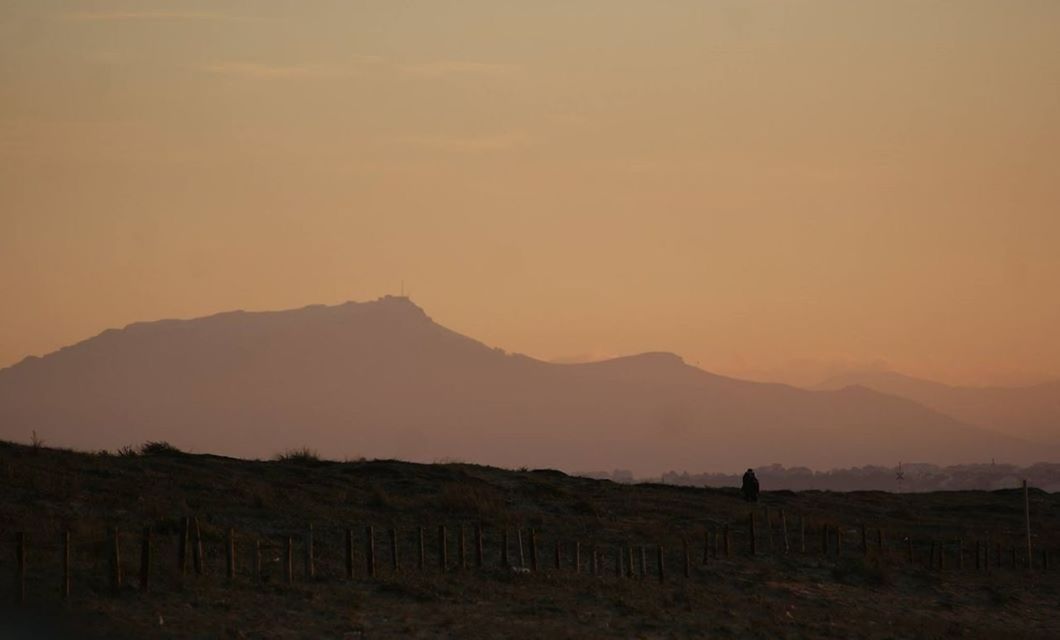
[2,1,1059,387]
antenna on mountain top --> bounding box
[896,461,904,493]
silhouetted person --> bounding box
[741,468,760,502]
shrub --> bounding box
[116,445,139,457]
[140,441,182,456]
[274,447,322,464]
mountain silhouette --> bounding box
[816,370,1060,446]
[0,297,1047,474]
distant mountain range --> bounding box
[0,297,1052,474]
[816,370,1060,445]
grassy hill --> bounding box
[2,440,1058,638]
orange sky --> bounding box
[2,1,1059,387]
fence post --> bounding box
[780,510,790,554]
[226,528,235,581]
[141,526,153,591]
[475,524,484,569]
[345,529,354,579]
[305,524,314,579]
[638,545,647,578]
[192,517,204,576]
[799,516,806,554]
[62,530,71,600]
[764,507,774,553]
[591,546,599,576]
[457,526,466,570]
[178,517,189,575]
[16,531,26,605]
[366,526,376,578]
[255,539,262,581]
[391,528,400,573]
[285,537,293,584]
[627,545,635,578]
[517,529,525,568]
[438,525,448,572]
[502,529,509,567]
[111,527,122,592]
[723,523,731,558]
[683,538,690,578]
[418,527,425,571]
[1024,479,1033,570]
[748,512,757,556]
[657,545,665,583]
[530,529,538,572]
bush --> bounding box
[116,445,139,457]
[274,447,322,464]
[140,441,182,456]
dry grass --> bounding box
[0,439,1058,639]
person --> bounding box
[741,468,760,502]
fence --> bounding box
[7,506,1054,606]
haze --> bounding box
[3,1,1059,389]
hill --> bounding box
[0,297,1046,474]
[1,440,1058,638]
[817,371,1060,446]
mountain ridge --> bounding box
[0,297,1050,473]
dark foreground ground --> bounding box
[1,440,1058,639]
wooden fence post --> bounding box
[748,512,757,556]
[638,545,647,578]
[799,516,806,554]
[683,538,690,578]
[627,545,635,578]
[141,526,153,591]
[255,539,262,580]
[345,529,354,579]
[391,528,400,573]
[517,529,525,568]
[591,546,599,576]
[62,530,71,600]
[1024,479,1032,570]
[438,525,448,572]
[530,529,538,572]
[285,537,293,584]
[418,527,425,571]
[763,507,773,553]
[111,527,122,592]
[178,517,189,575]
[226,528,235,581]
[16,531,26,605]
[305,524,314,579]
[366,526,376,578]
[657,545,665,583]
[458,526,466,570]
[475,524,484,569]
[502,529,510,567]
[780,510,790,554]
[192,517,204,576]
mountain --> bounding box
[0,297,1048,474]
[816,370,1060,445]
